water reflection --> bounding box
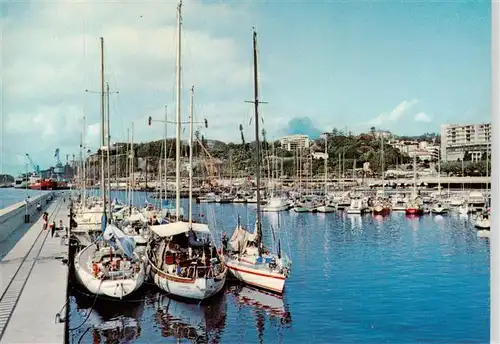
[154,291,227,343]
[71,287,144,343]
[346,214,363,230]
[228,284,292,324]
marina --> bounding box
[0,188,490,343]
[0,1,492,343]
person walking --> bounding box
[42,212,48,231]
[50,221,56,238]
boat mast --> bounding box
[412,153,417,200]
[175,0,183,221]
[164,105,168,209]
[82,115,87,208]
[100,37,107,223]
[249,28,265,242]
[324,135,328,196]
[106,82,112,219]
[130,122,135,210]
[188,86,194,227]
[438,149,441,196]
[381,136,384,195]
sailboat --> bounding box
[405,154,423,215]
[73,37,145,299]
[224,29,292,294]
[74,224,145,298]
[316,135,336,213]
[146,6,226,300]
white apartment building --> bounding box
[440,122,491,162]
[374,130,392,140]
[280,134,311,151]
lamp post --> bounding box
[24,159,30,223]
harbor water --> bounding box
[64,190,489,344]
[0,188,45,209]
[0,189,489,343]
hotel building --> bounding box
[440,122,491,162]
[280,134,311,151]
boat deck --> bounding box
[0,195,69,344]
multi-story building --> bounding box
[280,134,311,151]
[374,130,392,140]
[440,123,491,162]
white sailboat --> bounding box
[431,203,448,214]
[474,212,491,230]
[146,11,226,300]
[74,224,145,298]
[73,37,145,299]
[316,135,335,213]
[224,29,292,294]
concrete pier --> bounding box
[0,195,69,344]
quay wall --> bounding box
[0,191,54,243]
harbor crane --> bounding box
[25,153,40,175]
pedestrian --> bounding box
[50,221,56,238]
[42,213,48,231]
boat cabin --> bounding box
[91,246,138,280]
[149,222,222,280]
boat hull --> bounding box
[74,248,145,299]
[151,269,226,300]
[475,220,490,229]
[225,259,286,294]
[316,205,335,213]
[372,206,390,215]
[261,205,289,212]
[405,208,423,215]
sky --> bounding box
[0,0,491,175]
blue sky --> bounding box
[0,0,491,175]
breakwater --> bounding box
[0,191,54,243]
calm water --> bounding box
[0,188,47,209]
[66,191,489,344]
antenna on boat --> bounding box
[245,27,267,244]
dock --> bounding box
[0,195,69,344]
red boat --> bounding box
[372,204,391,215]
[405,204,424,215]
[30,179,57,190]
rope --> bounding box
[76,326,92,344]
[68,279,103,331]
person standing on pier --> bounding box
[42,212,48,231]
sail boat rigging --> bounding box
[223,28,292,295]
[145,1,227,300]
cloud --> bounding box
[284,117,322,139]
[369,99,418,126]
[414,112,432,123]
[1,0,257,174]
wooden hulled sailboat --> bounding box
[146,3,226,300]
